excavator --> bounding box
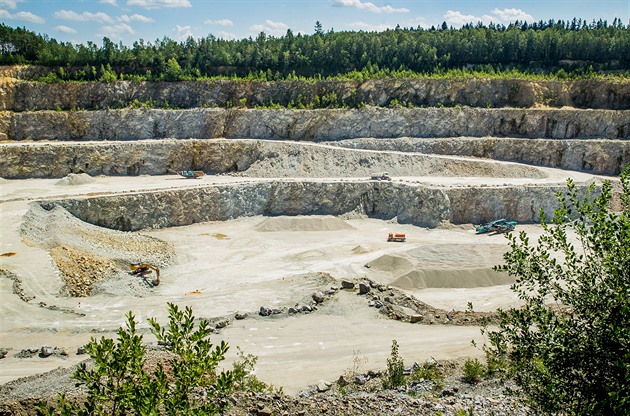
[168,169,205,179]
[130,263,160,286]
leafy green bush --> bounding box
[484,165,630,415]
[383,339,405,389]
[410,360,445,391]
[231,347,272,393]
[462,358,485,384]
[40,303,235,415]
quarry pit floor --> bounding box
[0,169,603,393]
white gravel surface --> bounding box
[0,167,601,393]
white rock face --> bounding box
[47,179,586,231]
[5,107,629,142]
[6,78,630,111]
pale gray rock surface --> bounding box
[5,78,629,111]
[5,107,629,142]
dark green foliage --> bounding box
[485,165,630,415]
[383,340,405,389]
[39,303,235,415]
[1,19,628,81]
[231,347,275,393]
[148,303,233,414]
[409,360,445,391]
[462,358,485,384]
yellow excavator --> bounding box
[130,263,160,286]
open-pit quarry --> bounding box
[0,74,629,407]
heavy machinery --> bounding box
[475,219,517,234]
[130,263,160,286]
[370,172,392,181]
[169,169,205,179]
[387,232,406,242]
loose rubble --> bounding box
[0,348,530,416]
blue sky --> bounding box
[1,0,628,45]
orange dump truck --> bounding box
[387,233,406,242]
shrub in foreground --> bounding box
[484,165,630,415]
[39,303,235,415]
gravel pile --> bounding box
[20,203,175,296]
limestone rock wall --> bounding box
[331,137,630,175]
[47,181,585,231]
[5,107,629,142]
[0,139,261,178]
[5,78,630,112]
[0,139,548,179]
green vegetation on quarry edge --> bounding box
[1,17,628,83]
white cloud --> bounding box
[127,0,191,9]
[444,10,481,26]
[216,31,238,40]
[0,9,45,23]
[100,22,135,40]
[173,24,194,40]
[491,8,534,23]
[205,18,233,26]
[55,10,114,23]
[0,0,22,9]
[100,0,117,5]
[444,8,534,27]
[333,0,409,14]
[119,13,154,23]
[347,21,395,31]
[55,25,78,34]
[249,19,289,36]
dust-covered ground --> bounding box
[0,166,597,398]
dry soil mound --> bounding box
[255,215,356,232]
[351,245,371,254]
[392,268,515,289]
[20,203,175,296]
[368,254,415,274]
[55,173,95,186]
[367,243,513,289]
[237,142,549,180]
[404,244,507,269]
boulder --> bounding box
[341,280,355,289]
[40,346,54,357]
[312,291,325,304]
[215,319,229,329]
[317,382,332,392]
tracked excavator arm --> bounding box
[130,263,161,286]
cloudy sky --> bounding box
[1,0,627,44]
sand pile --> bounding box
[255,215,356,232]
[368,254,415,274]
[20,203,175,296]
[405,244,507,269]
[366,243,512,289]
[238,142,548,179]
[392,268,514,289]
[351,245,371,254]
[55,173,95,186]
